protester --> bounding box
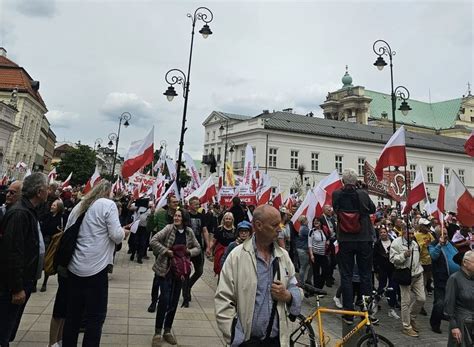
[228,196,246,227]
[444,250,474,347]
[215,205,302,346]
[332,169,375,324]
[390,228,425,337]
[181,196,210,308]
[415,218,435,301]
[295,215,311,285]
[308,218,330,290]
[0,180,22,218]
[150,209,200,347]
[428,226,459,334]
[220,220,252,269]
[319,205,337,287]
[61,181,129,346]
[0,173,48,346]
[211,211,235,276]
[129,197,152,263]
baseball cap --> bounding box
[418,218,430,226]
[237,220,252,231]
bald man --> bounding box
[0,181,22,219]
[215,205,302,346]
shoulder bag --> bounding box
[392,242,413,286]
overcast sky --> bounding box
[1,0,472,159]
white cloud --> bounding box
[47,109,79,129]
[13,0,57,18]
[101,92,155,126]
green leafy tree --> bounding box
[55,145,96,185]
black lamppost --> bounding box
[219,119,229,182]
[163,6,213,190]
[94,138,103,152]
[372,40,412,134]
[107,112,132,177]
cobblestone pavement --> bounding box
[12,248,450,347]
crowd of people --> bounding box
[0,167,473,347]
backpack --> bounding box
[169,244,191,280]
[336,188,361,234]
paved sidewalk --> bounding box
[11,249,225,347]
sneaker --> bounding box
[152,334,163,347]
[333,296,343,309]
[40,284,47,292]
[147,302,157,313]
[369,316,380,325]
[411,320,419,332]
[388,309,400,319]
[163,332,177,345]
[137,258,143,264]
[403,327,419,337]
[342,317,354,325]
[431,325,442,334]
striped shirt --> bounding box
[308,228,327,255]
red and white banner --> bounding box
[445,171,474,226]
[122,127,154,178]
[257,186,272,206]
[374,126,407,180]
[272,184,282,210]
[242,144,254,186]
[403,166,427,214]
[156,181,180,209]
[83,166,101,194]
[61,172,73,188]
[186,175,216,204]
[236,185,257,206]
[48,167,57,183]
[317,170,343,206]
[183,152,201,189]
[464,130,474,157]
[218,186,235,207]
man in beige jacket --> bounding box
[215,205,302,346]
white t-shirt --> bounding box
[67,198,124,277]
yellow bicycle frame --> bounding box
[304,307,371,347]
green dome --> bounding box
[341,65,353,88]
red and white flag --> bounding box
[374,126,407,180]
[61,172,73,188]
[83,166,101,194]
[291,190,317,231]
[257,185,272,206]
[122,127,154,178]
[166,158,177,181]
[242,144,254,186]
[403,166,427,214]
[15,161,28,171]
[435,165,446,227]
[272,184,283,210]
[156,181,180,209]
[48,167,57,183]
[318,170,343,206]
[186,175,217,205]
[464,130,474,157]
[183,153,201,189]
[445,171,474,226]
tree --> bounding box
[55,145,96,186]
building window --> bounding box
[252,147,256,166]
[240,149,245,169]
[459,169,465,183]
[409,164,416,184]
[444,167,450,186]
[290,150,299,170]
[217,147,221,162]
[311,152,319,172]
[206,132,209,142]
[212,130,216,141]
[268,148,277,168]
[335,155,343,174]
[290,187,298,195]
[21,116,28,136]
[358,157,365,176]
[427,166,433,183]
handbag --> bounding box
[239,258,280,347]
[392,245,413,286]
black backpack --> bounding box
[53,212,86,276]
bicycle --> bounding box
[289,284,394,347]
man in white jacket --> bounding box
[389,228,425,338]
[215,205,302,346]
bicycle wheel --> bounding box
[356,333,394,347]
[289,314,317,347]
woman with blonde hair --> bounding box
[212,211,236,275]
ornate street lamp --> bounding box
[372,40,412,134]
[108,112,132,177]
[94,138,103,151]
[163,6,213,190]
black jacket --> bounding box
[0,197,40,292]
[332,185,375,242]
[373,239,394,274]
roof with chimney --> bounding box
[0,48,47,110]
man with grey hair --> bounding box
[0,172,48,346]
[0,180,22,221]
[332,168,376,324]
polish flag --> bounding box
[257,186,272,206]
[122,127,154,178]
[436,165,446,227]
[186,175,217,204]
[61,172,73,188]
[242,144,254,186]
[48,167,57,183]
[156,181,180,209]
[285,194,295,212]
[112,177,123,194]
[374,126,407,180]
[166,158,177,181]
[83,166,101,194]
[403,166,427,214]
[445,171,474,226]
[313,185,327,218]
[464,130,474,157]
[183,153,201,189]
[272,184,283,210]
[318,170,343,206]
[291,190,317,231]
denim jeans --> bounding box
[0,281,33,346]
[376,268,398,308]
[338,241,373,311]
[155,274,183,333]
[296,249,311,285]
[62,268,108,347]
[182,252,204,302]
